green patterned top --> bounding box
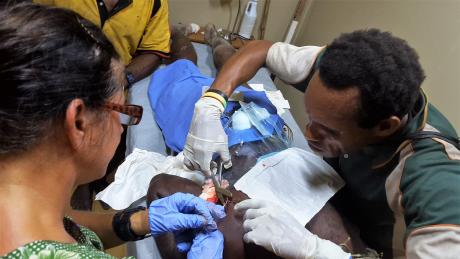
[2,217,134,259]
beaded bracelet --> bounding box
[202,91,227,108]
[206,88,229,102]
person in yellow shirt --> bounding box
[32,0,174,212]
[34,0,171,87]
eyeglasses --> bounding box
[104,102,143,126]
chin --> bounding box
[310,147,342,158]
[95,167,108,180]
[309,145,335,158]
[320,151,341,158]
[78,169,107,185]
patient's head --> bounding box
[223,103,291,185]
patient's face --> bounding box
[304,72,377,157]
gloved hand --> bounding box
[148,192,225,236]
[175,202,226,252]
[183,96,232,175]
[187,230,224,259]
[235,199,351,259]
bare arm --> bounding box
[211,40,273,96]
[126,53,162,84]
[67,209,149,249]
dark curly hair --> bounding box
[318,29,425,128]
[0,3,120,155]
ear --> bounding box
[373,116,402,137]
[64,99,90,151]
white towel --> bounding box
[234,147,345,225]
[95,148,205,210]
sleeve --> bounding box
[402,141,460,258]
[266,42,324,85]
[406,226,460,258]
[137,0,171,58]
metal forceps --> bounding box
[210,159,232,204]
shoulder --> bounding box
[3,240,123,259]
[266,42,324,84]
[426,103,458,137]
[63,216,105,250]
[145,0,168,20]
[400,127,460,232]
[397,132,460,256]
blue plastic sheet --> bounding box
[148,59,287,153]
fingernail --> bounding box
[176,242,191,253]
[216,205,226,216]
[223,160,232,169]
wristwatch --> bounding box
[112,206,149,241]
[125,71,136,89]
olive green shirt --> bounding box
[330,93,460,258]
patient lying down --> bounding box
[146,25,366,258]
[147,175,367,259]
[146,146,367,258]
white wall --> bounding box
[286,0,460,131]
[168,0,303,42]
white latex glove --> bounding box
[183,96,232,175]
[235,199,351,259]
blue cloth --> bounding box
[148,59,285,153]
[222,100,285,148]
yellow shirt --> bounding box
[34,0,171,65]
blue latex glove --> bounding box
[187,230,224,259]
[175,202,226,252]
[149,192,224,236]
[175,231,194,253]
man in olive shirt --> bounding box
[185,29,460,258]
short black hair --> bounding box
[0,3,120,155]
[318,28,425,128]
